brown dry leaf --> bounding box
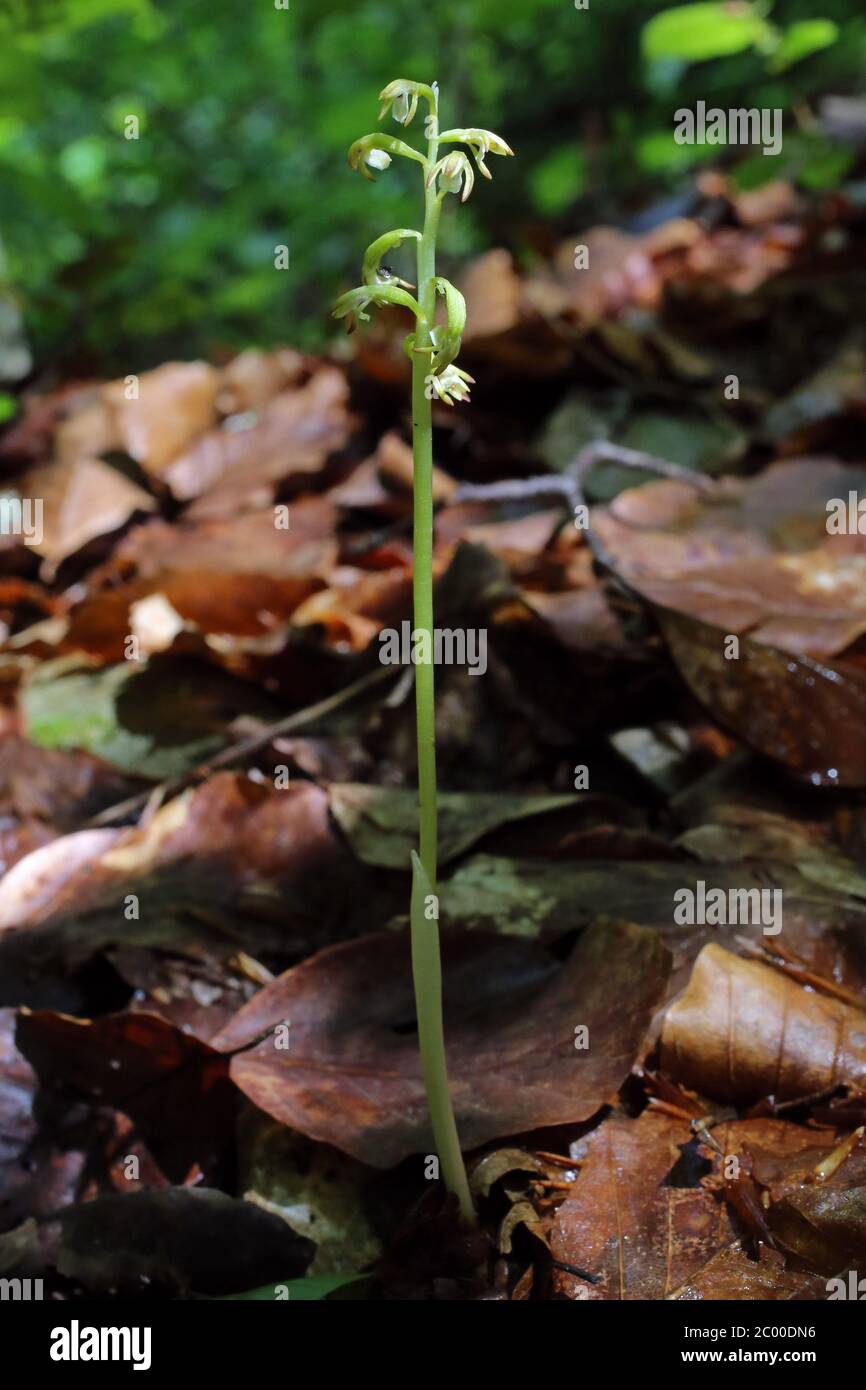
[161,365,351,505]
[0,775,367,988]
[0,382,100,464]
[550,1109,733,1299]
[212,918,670,1168]
[61,498,339,658]
[544,222,701,323]
[0,736,138,875]
[460,249,524,340]
[102,361,219,475]
[728,180,804,229]
[17,457,155,572]
[592,459,866,784]
[682,224,803,295]
[593,460,866,659]
[215,348,305,415]
[15,1009,236,1183]
[661,944,866,1104]
[375,430,457,503]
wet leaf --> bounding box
[550,1109,733,1300]
[669,1242,828,1300]
[661,944,866,1104]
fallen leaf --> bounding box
[212,918,670,1168]
[669,1242,828,1300]
[17,457,155,573]
[661,944,866,1104]
[15,1009,236,1183]
[103,361,219,475]
[162,365,351,504]
[550,1109,733,1299]
[57,1188,314,1295]
[328,784,584,869]
[0,775,368,998]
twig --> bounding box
[86,663,395,828]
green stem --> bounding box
[408,95,474,1225]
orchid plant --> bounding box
[333,81,512,1225]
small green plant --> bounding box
[333,80,512,1225]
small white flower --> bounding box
[427,152,474,202]
[439,126,514,179]
[366,148,392,172]
[424,363,475,405]
[378,80,420,127]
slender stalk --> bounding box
[408,96,474,1224]
[335,80,511,1225]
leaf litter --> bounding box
[2,181,866,1299]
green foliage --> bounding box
[642,3,774,63]
[0,0,863,372]
[769,18,840,71]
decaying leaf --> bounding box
[661,944,866,1104]
[15,1009,236,1183]
[212,919,670,1167]
[550,1109,733,1300]
[329,783,587,869]
[57,1188,314,1295]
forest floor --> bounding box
[2,172,866,1299]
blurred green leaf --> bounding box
[769,19,839,72]
[642,2,773,63]
[528,142,585,214]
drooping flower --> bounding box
[439,127,514,179]
[332,282,421,333]
[362,228,421,287]
[378,79,437,128]
[424,363,475,405]
[348,133,425,182]
[427,151,475,202]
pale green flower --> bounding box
[439,126,514,179]
[427,151,475,202]
[424,362,475,405]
